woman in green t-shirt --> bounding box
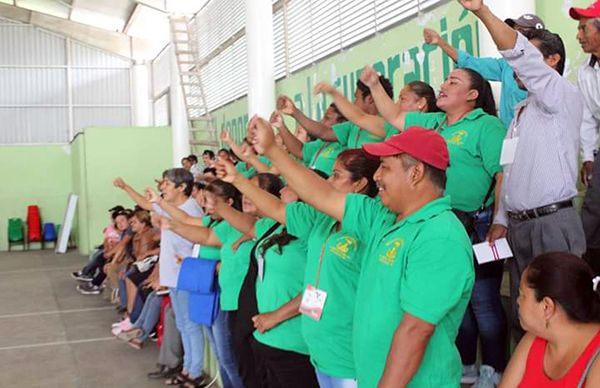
[215,148,380,387]
[214,180,319,388]
[162,175,286,388]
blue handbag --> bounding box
[176,257,218,293]
[189,291,220,326]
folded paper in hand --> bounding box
[473,238,513,265]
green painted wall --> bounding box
[1,127,172,254]
[0,145,72,251]
[74,126,173,254]
[208,0,594,140]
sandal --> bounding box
[127,338,143,350]
[181,376,208,388]
[165,372,188,386]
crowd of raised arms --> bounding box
[69,1,600,387]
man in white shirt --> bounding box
[571,1,600,273]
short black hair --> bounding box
[357,75,393,99]
[163,168,194,197]
[188,154,198,163]
[398,154,447,191]
[522,29,566,75]
[202,150,215,159]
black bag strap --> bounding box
[476,177,497,214]
[236,221,281,335]
[249,221,281,264]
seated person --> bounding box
[500,252,600,387]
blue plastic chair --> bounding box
[42,223,57,249]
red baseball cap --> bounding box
[570,1,600,19]
[362,126,449,170]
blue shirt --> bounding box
[457,50,527,128]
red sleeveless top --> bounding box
[518,330,600,387]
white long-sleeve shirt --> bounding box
[494,33,583,226]
[578,56,600,162]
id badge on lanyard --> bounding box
[299,285,328,321]
[299,224,336,321]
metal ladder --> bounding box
[169,16,219,152]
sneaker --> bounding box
[71,271,93,281]
[461,364,478,385]
[149,330,158,342]
[76,283,102,295]
[473,365,501,388]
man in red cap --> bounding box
[571,1,600,273]
[248,117,474,388]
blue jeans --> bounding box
[132,290,163,342]
[170,288,205,379]
[205,310,244,388]
[315,371,357,388]
[455,273,507,371]
[81,249,104,277]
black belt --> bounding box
[507,200,573,221]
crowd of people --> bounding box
[69,1,600,387]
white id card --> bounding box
[500,137,519,165]
[299,284,328,321]
[257,255,265,282]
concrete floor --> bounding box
[0,249,164,388]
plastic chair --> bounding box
[8,218,26,251]
[42,223,57,249]
[26,205,42,248]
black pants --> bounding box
[81,249,105,277]
[250,338,318,388]
[228,310,264,388]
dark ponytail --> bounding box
[255,173,284,198]
[526,252,600,323]
[407,81,440,113]
[205,179,243,212]
[336,149,380,198]
[462,68,497,117]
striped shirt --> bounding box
[578,56,600,162]
[494,33,583,226]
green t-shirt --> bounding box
[286,202,362,379]
[213,220,254,311]
[235,156,273,178]
[302,139,344,175]
[405,108,506,212]
[343,194,474,388]
[198,216,221,260]
[253,218,309,355]
[332,121,398,149]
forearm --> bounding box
[378,317,433,387]
[273,294,302,323]
[157,200,203,226]
[292,110,338,141]
[437,39,458,62]
[248,155,280,175]
[233,175,287,224]
[170,222,218,246]
[122,185,152,210]
[370,81,406,130]
[264,145,345,221]
[215,203,257,237]
[278,123,304,159]
[493,173,503,217]
[329,89,385,137]
[473,6,517,50]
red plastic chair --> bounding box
[27,205,42,244]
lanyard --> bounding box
[510,105,526,139]
[310,143,329,169]
[354,128,362,148]
[314,223,338,288]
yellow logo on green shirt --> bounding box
[329,236,358,260]
[379,238,404,266]
[320,145,334,158]
[447,129,468,146]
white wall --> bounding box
[0,17,132,144]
